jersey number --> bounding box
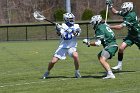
[106,26,115,37]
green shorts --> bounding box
[123,36,140,49]
[98,46,118,59]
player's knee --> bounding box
[119,47,125,52]
[99,57,105,63]
[50,60,56,64]
[119,42,127,52]
[50,57,59,63]
[72,52,78,58]
[73,54,78,59]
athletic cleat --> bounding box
[112,65,122,71]
[103,74,115,79]
[75,71,81,78]
[42,71,49,79]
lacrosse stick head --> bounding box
[33,11,46,21]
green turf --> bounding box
[0,40,139,93]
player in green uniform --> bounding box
[83,15,118,79]
[106,1,140,71]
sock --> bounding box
[118,52,123,61]
[45,71,50,74]
[118,52,123,66]
[118,61,122,67]
[75,70,80,73]
[108,70,113,75]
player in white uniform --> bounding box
[42,13,81,79]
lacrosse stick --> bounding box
[105,5,109,23]
[33,11,74,34]
[33,11,56,25]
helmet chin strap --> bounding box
[93,23,98,30]
[93,22,102,30]
[121,9,129,15]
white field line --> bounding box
[0,81,47,88]
[0,79,67,88]
[109,88,138,93]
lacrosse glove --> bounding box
[106,0,113,8]
[55,23,62,36]
[83,39,90,47]
[56,23,62,30]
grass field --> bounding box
[0,39,140,93]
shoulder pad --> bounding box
[74,24,80,28]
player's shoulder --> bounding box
[73,24,80,28]
[97,23,105,30]
[61,23,68,28]
[127,11,136,17]
[125,11,136,20]
[61,23,67,26]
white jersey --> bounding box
[58,23,81,48]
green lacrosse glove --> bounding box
[106,0,113,8]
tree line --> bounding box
[0,0,139,24]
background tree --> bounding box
[54,9,66,21]
[0,0,139,24]
[81,9,93,20]
[100,9,110,20]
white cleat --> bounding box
[42,71,49,79]
[112,65,122,71]
[103,74,115,79]
[75,72,81,78]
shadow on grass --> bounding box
[98,70,136,74]
[82,70,136,79]
[40,70,137,79]
[113,70,136,74]
[81,75,105,79]
[39,76,75,79]
[40,75,105,79]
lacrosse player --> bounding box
[106,0,140,71]
[83,15,118,79]
[42,13,81,79]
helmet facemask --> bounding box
[63,13,75,26]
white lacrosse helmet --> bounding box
[63,13,75,25]
[121,2,133,14]
[90,15,102,25]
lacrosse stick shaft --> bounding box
[44,19,56,25]
[105,5,109,23]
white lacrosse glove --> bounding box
[56,23,62,30]
[73,31,79,36]
[73,28,81,36]
[55,23,62,36]
[83,39,90,47]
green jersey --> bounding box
[118,11,140,36]
[95,23,117,48]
